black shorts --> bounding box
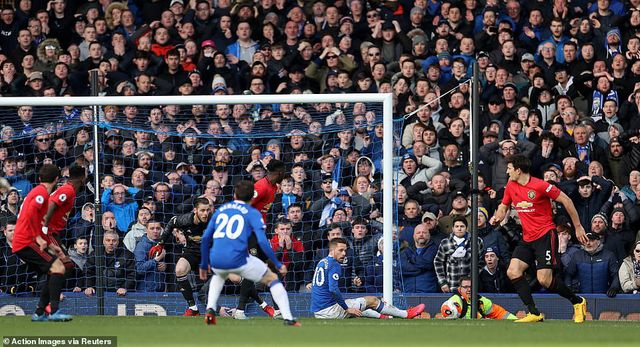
[180,249,201,270]
[14,243,57,275]
[248,234,277,271]
[511,229,560,270]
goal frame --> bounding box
[0,93,396,306]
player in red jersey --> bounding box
[12,164,72,322]
[43,166,87,258]
[490,155,588,323]
[233,159,287,319]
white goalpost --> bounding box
[0,93,397,308]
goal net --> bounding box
[0,94,412,317]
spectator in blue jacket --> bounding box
[400,223,438,293]
[101,183,141,233]
[133,220,167,292]
[2,157,32,196]
[565,232,620,297]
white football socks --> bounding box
[379,302,407,318]
[269,282,293,320]
[362,309,382,318]
[206,275,226,311]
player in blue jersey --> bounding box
[311,237,426,319]
[199,180,299,326]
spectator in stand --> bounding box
[0,217,38,294]
[434,216,484,292]
[133,220,166,292]
[619,241,640,294]
[101,183,141,233]
[479,247,513,293]
[66,237,89,292]
[123,207,151,253]
[400,223,438,293]
[270,218,304,291]
[84,230,136,296]
[565,232,620,297]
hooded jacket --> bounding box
[34,38,62,73]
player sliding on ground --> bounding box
[311,237,425,319]
[490,155,588,323]
[199,180,299,326]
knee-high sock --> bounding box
[48,273,65,313]
[361,309,382,318]
[511,276,539,315]
[206,275,226,311]
[550,276,582,305]
[374,301,407,318]
[36,276,50,316]
[177,275,196,307]
[269,280,293,320]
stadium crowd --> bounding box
[1,0,640,299]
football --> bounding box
[440,299,462,319]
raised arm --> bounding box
[554,191,588,244]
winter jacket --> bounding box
[101,187,140,233]
[85,247,136,291]
[434,233,484,290]
[618,256,640,293]
[567,176,613,233]
[123,223,146,253]
[351,232,381,277]
[400,240,439,293]
[5,174,32,197]
[565,245,620,294]
[133,235,165,292]
[479,140,536,191]
[477,225,511,263]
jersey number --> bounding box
[312,267,325,287]
[213,214,244,240]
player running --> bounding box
[311,237,425,319]
[12,164,71,322]
[235,159,287,319]
[152,197,212,316]
[490,155,588,323]
[199,180,299,326]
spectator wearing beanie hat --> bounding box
[477,207,510,263]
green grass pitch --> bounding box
[1,317,638,346]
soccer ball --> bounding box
[440,299,462,319]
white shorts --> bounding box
[212,255,268,282]
[314,297,367,319]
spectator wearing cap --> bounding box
[599,206,636,263]
[438,190,471,233]
[477,207,510,263]
[565,232,620,296]
[0,187,20,225]
[434,216,484,292]
[400,223,439,293]
[479,247,513,293]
